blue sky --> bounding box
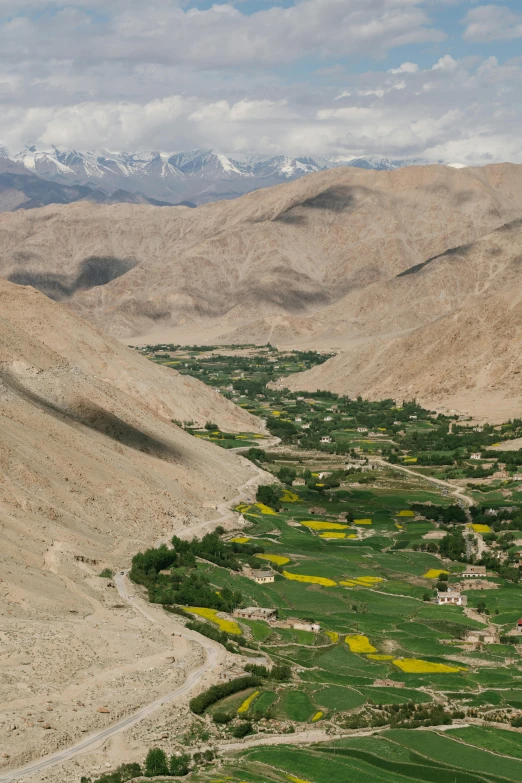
[1,1,522,163]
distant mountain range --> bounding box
[0,145,444,208]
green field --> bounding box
[117,345,522,783]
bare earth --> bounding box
[0,279,270,781]
[2,163,522,417]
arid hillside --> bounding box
[282,219,522,419]
[2,164,522,417]
[1,163,521,343]
[0,279,263,774]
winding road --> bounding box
[0,457,274,782]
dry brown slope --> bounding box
[0,278,262,773]
[1,163,521,340]
[282,220,522,420]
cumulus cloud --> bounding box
[463,4,522,42]
[0,1,521,165]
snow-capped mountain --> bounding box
[6,145,442,206]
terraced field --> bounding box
[115,345,522,783]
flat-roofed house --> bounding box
[462,565,487,577]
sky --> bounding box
[1,0,522,162]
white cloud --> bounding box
[0,2,520,166]
[388,62,419,74]
[463,4,522,42]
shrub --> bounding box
[189,676,262,714]
[231,721,253,738]
[145,748,169,776]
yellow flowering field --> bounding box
[311,711,323,722]
[368,654,394,660]
[471,523,491,533]
[423,569,449,579]
[230,537,250,544]
[237,690,260,714]
[345,635,377,653]
[325,631,339,643]
[319,532,346,539]
[254,502,277,515]
[287,776,312,783]
[256,553,290,566]
[354,518,372,525]
[340,576,384,587]
[186,607,241,635]
[403,457,418,463]
[301,520,349,530]
[282,570,337,587]
[398,510,415,516]
[393,658,465,673]
[280,489,299,503]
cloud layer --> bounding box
[1,1,521,163]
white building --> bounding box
[470,453,482,460]
[242,566,275,584]
[462,565,487,577]
[324,416,332,422]
[437,589,467,606]
[357,427,368,433]
[321,436,332,444]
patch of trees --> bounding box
[189,675,262,714]
[483,449,522,464]
[411,503,467,524]
[244,663,291,681]
[130,532,264,586]
[246,447,269,463]
[81,763,142,783]
[256,484,282,511]
[276,465,297,485]
[415,453,456,466]
[439,528,467,560]
[266,417,298,442]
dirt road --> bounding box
[0,460,271,782]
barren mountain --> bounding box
[1,163,521,340]
[282,219,522,420]
[0,278,263,774]
[2,163,522,417]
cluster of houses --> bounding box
[436,566,489,606]
[232,606,320,633]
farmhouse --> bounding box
[437,587,467,606]
[324,416,332,422]
[460,579,498,591]
[233,607,277,622]
[242,566,275,584]
[357,427,368,433]
[470,453,482,460]
[373,679,405,689]
[461,565,487,577]
[517,619,522,634]
[302,423,311,430]
[293,478,306,486]
[465,629,498,644]
[295,417,302,422]
[321,436,332,444]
